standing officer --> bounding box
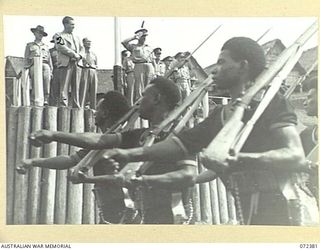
[24,25,53,105]
[121,50,135,106]
[122,28,154,102]
[79,37,98,109]
[152,47,166,77]
[49,36,59,106]
[54,16,85,108]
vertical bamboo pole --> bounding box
[33,56,44,106]
[82,109,95,224]
[198,163,212,224]
[27,107,43,224]
[6,107,19,224]
[226,190,237,224]
[66,108,84,224]
[209,179,221,225]
[21,68,30,106]
[54,107,71,224]
[12,78,20,106]
[217,178,229,224]
[40,106,57,224]
[13,107,32,224]
[113,17,123,92]
[192,168,201,223]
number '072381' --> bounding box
[300,244,318,248]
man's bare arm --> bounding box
[234,126,306,171]
[30,130,121,149]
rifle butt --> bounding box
[201,108,245,171]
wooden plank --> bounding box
[198,162,212,224]
[82,109,95,224]
[54,107,71,224]
[217,178,229,224]
[40,106,57,224]
[13,107,32,224]
[27,107,43,224]
[66,108,84,224]
[209,179,221,225]
[6,107,19,224]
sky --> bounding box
[3,16,318,69]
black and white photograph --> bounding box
[3,14,319,237]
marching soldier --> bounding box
[17,77,196,224]
[122,28,154,102]
[101,37,319,226]
[24,25,53,106]
[300,76,318,202]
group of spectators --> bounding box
[121,28,196,106]
[24,16,98,108]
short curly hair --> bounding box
[149,77,181,110]
[100,91,130,120]
[222,37,266,81]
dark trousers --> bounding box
[143,206,174,224]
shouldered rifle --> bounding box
[164,25,222,78]
[256,27,272,43]
[283,60,317,99]
[69,99,141,178]
[200,21,317,172]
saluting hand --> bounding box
[29,130,54,147]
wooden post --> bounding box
[54,107,71,224]
[82,109,96,224]
[33,56,44,106]
[113,17,123,92]
[21,68,30,106]
[6,107,19,224]
[13,107,32,224]
[209,179,221,225]
[192,166,201,223]
[40,106,57,224]
[66,108,84,224]
[217,178,229,224]
[226,190,237,224]
[12,78,21,106]
[27,107,43,224]
[198,163,212,224]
